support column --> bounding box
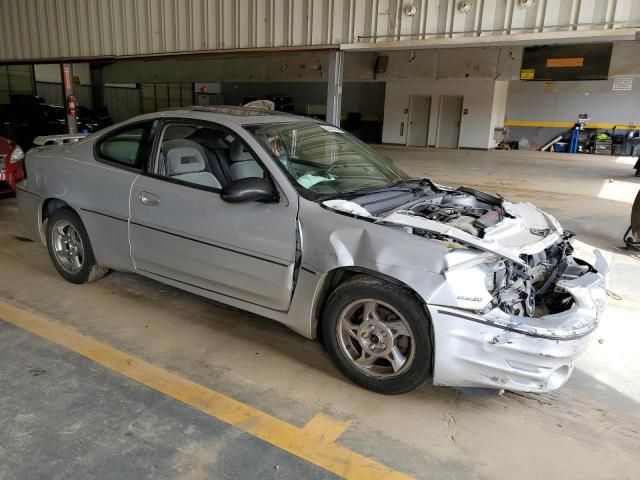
[326,51,344,127]
[61,63,78,134]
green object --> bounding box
[596,133,609,141]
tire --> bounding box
[46,207,109,284]
[632,190,640,242]
[321,275,433,395]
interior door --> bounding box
[436,96,463,148]
[128,121,299,312]
[407,95,431,147]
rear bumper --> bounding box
[430,250,608,392]
[16,184,42,242]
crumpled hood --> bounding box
[324,198,563,265]
[385,200,563,265]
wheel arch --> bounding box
[312,266,431,340]
[39,198,74,243]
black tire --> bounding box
[46,207,109,284]
[321,275,433,395]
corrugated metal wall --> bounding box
[0,0,638,61]
[0,65,35,103]
[104,86,142,122]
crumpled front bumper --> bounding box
[429,250,609,392]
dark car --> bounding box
[0,95,112,149]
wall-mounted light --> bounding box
[457,1,472,14]
[404,5,417,16]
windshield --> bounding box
[247,122,409,199]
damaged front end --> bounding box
[323,183,609,392]
[429,245,608,392]
[394,191,608,392]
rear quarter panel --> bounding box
[20,138,138,271]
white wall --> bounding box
[382,79,498,149]
[507,79,640,126]
[506,78,640,149]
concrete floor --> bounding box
[1,147,639,479]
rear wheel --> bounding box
[322,275,433,394]
[46,208,108,284]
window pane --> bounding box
[158,124,224,189]
[98,126,146,166]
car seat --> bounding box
[164,139,221,188]
[229,140,263,180]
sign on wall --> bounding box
[612,77,633,91]
[546,57,584,68]
[520,69,535,80]
[521,43,612,81]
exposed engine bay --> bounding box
[324,183,596,320]
[402,187,590,318]
[404,188,504,238]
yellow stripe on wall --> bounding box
[505,120,638,129]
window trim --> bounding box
[93,120,156,172]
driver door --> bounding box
[129,120,298,312]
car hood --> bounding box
[323,189,563,266]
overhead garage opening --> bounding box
[93,50,387,143]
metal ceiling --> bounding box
[0,0,638,62]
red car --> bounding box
[0,136,25,195]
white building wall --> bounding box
[382,78,497,148]
[504,41,640,149]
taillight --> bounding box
[10,145,24,163]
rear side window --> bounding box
[96,122,152,169]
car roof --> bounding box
[127,106,319,126]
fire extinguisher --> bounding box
[66,95,78,133]
[67,95,77,117]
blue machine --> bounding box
[569,114,589,153]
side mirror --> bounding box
[220,177,278,203]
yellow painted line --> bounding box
[302,412,353,444]
[505,120,638,129]
[0,301,412,480]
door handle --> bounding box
[138,191,160,206]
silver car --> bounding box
[16,106,608,394]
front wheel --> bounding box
[322,275,433,394]
[46,208,109,284]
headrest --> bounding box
[165,139,207,175]
[230,139,255,162]
[188,129,229,150]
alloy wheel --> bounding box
[51,220,85,273]
[336,299,416,379]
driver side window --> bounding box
[156,123,265,190]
